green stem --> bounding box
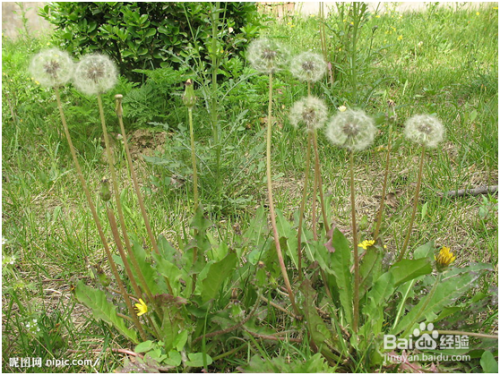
[97,94,155,304]
[210,2,221,197]
[373,125,392,241]
[114,96,161,256]
[312,130,330,234]
[106,207,142,299]
[297,132,312,280]
[391,279,415,331]
[398,146,426,261]
[188,108,199,212]
[351,3,360,103]
[311,150,318,241]
[401,273,441,338]
[266,73,300,317]
[115,95,174,295]
[54,87,146,342]
[350,150,359,333]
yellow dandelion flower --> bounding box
[375,15,381,18]
[494,7,498,10]
[358,240,375,250]
[338,105,347,112]
[398,35,403,41]
[476,12,480,15]
[435,246,456,271]
[135,298,148,316]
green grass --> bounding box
[2,3,498,372]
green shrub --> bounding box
[39,2,262,82]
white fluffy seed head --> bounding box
[325,109,377,151]
[29,48,74,88]
[289,96,328,132]
[247,38,290,74]
[290,52,327,83]
[73,54,118,95]
[404,114,445,148]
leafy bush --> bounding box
[39,2,262,82]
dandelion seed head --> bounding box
[404,114,445,148]
[29,48,74,88]
[73,54,118,95]
[290,52,327,82]
[247,38,289,74]
[325,109,377,151]
[289,96,328,132]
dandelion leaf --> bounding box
[388,258,432,287]
[75,282,138,343]
[130,238,166,296]
[198,250,238,304]
[300,279,339,365]
[325,228,353,325]
[393,263,493,336]
[275,209,299,268]
[360,272,395,337]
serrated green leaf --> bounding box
[328,228,353,325]
[388,258,433,286]
[275,209,298,268]
[153,253,184,296]
[191,206,212,233]
[130,239,166,296]
[393,264,492,336]
[359,244,383,298]
[300,279,337,357]
[75,282,138,344]
[361,272,395,336]
[198,251,237,304]
[173,330,188,351]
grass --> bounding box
[2,3,498,372]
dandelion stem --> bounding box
[266,73,300,317]
[312,153,318,241]
[373,125,392,241]
[106,206,142,298]
[114,95,164,259]
[188,108,199,212]
[54,87,146,342]
[297,132,312,280]
[312,130,330,234]
[350,150,359,333]
[398,146,426,262]
[97,94,155,303]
